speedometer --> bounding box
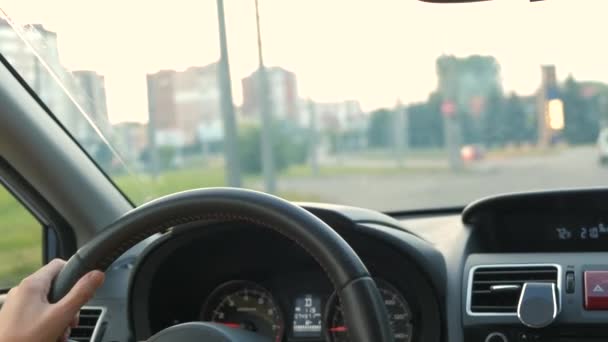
[325,279,413,342]
[201,281,284,342]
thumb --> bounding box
[53,271,105,318]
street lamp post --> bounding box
[146,77,160,178]
[216,0,242,187]
[308,98,319,176]
[393,99,406,167]
[255,0,277,194]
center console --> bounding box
[463,254,608,342]
[461,189,608,342]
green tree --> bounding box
[367,109,393,148]
[459,110,480,145]
[238,123,308,175]
[562,76,600,144]
[158,146,177,170]
[481,90,507,147]
[408,93,444,148]
[503,93,527,144]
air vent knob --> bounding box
[485,332,508,342]
[517,282,558,328]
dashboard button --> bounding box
[584,271,608,309]
[518,332,540,341]
[566,271,575,294]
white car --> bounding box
[598,128,608,165]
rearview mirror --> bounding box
[419,0,545,2]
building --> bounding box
[147,63,223,148]
[147,69,178,145]
[113,122,148,162]
[0,21,75,124]
[71,70,108,126]
[241,67,299,122]
[313,100,368,150]
[312,100,365,132]
[0,20,98,144]
[0,21,60,89]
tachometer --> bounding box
[325,279,413,342]
[201,281,284,342]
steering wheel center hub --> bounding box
[147,322,269,342]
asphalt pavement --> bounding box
[278,146,608,212]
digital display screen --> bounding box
[292,294,322,337]
[498,214,608,252]
[554,223,608,241]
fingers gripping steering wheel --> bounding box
[49,188,394,342]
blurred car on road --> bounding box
[460,144,485,162]
[597,128,608,165]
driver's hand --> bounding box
[0,259,105,342]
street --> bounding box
[278,146,608,212]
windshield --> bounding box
[1,0,606,211]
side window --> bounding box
[0,184,41,289]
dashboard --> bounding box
[127,209,443,342]
[82,188,608,342]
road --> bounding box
[278,146,608,212]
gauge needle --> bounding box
[218,322,241,329]
[329,326,348,332]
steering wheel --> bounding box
[48,188,394,342]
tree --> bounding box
[503,93,527,144]
[459,110,481,145]
[481,90,506,147]
[367,109,393,148]
[562,76,600,144]
[436,55,502,147]
[407,93,444,148]
[238,123,308,175]
[158,146,177,170]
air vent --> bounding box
[70,307,105,342]
[468,265,559,314]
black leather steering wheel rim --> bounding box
[49,188,393,342]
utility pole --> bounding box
[308,98,319,176]
[216,0,242,187]
[255,0,276,194]
[438,59,463,171]
[443,108,463,171]
[599,94,608,129]
[393,100,406,167]
[146,76,160,178]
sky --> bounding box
[2,0,608,124]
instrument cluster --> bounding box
[200,278,414,342]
